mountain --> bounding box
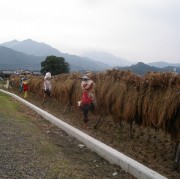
[60,54,110,71]
[117,62,180,75]
[81,51,134,67]
[0,46,43,70]
[2,39,178,73]
[1,39,61,57]
[0,39,110,72]
[148,61,180,68]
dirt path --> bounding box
[0,92,135,178]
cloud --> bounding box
[0,0,179,63]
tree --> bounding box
[41,56,70,75]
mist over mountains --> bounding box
[0,39,179,74]
[82,51,133,67]
[148,61,180,68]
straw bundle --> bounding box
[29,76,44,97]
[158,78,180,140]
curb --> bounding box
[0,89,168,179]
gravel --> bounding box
[0,97,135,179]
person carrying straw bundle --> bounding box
[79,75,96,128]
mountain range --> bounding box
[82,52,180,69]
[116,62,180,75]
[0,39,110,71]
[0,39,179,74]
[82,51,133,67]
[148,61,180,68]
[0,46,43,71]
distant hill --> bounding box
[148,61,180,68]
[0,39,110,72]
[0,46,43,71]
[81,51,134,67]
[116,62,180,75]
[1,39,62,57]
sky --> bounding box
[0,0,179,63]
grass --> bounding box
[0,91,21,118]
[0,79,7,85]
[0,91,70,177]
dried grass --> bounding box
[9,70,179,139]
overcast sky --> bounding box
[0,0,179,63]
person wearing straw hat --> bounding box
[42,72,52,105]
[80,75,96,128]
[81,75,96,104]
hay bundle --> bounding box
[108,81,126,123]
[122,85,139,124]
[139,72,168,127]
[142,88,166,127]
[138,72,180,139]
[143,72,175,89]
[169,74,180,88]
[71,79,81,107]
[51,74,70,104]
[60,77,75,104]
[9,75,21,89]
[50,75,66,102]
[104,81,120,122]
[51,73,81,106]
[94,70,139,125]
[157,75,180,140]
[28,76,43,96]
[95,72,116,116]
[61,73,81,106]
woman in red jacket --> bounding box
[81,89,93,128]
[80,75,96,128]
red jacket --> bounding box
[81,91,92,104]
[23,83,28,91]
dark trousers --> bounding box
[82,104,90,123]
[44,89,51,97]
